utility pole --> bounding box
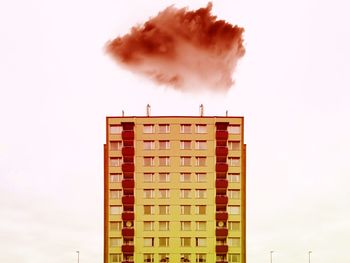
[76,251,80,263]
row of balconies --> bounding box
[121,211,230,221]
[120,244,229,253]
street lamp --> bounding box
[308,251,312,263]
[270,251,274,263]
[76,251,80,263]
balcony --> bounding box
[122,195,134,205]
[216,130,228,141]
[122,179,135,189]
[216,163,228,173]
[122,228,134,236]
[122,147,135,156]
[216,261,228,263]
[122,163,134,173]
[216,172,227,179]
[216,146,228,157]
[121,122,134,131]
[216,227,228,236]
[122,212,134,221]
[216,211,228,221]
[122,261,134,263]
[122,130,134,140]
[216,245,228,253]
[216,195,228,205]
[121,244,134,253]
[123,172,134,179]
[216,179,228,189]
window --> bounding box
[159,189,170,199]
[180,124,191,133]
[144,253,154,263]
[228,173,240,183]
[228,206,240,215]
[159,237,169,247]
[159,173,170,182]
[228,157,240,166]
[180,173,191,182]
[195,237,206,247]
[144,157,154,166]
[159,156,170,166]
[195,140,207,150]
[195,189,207,198]
[144,237,154,247]
[228,141,240,151]
[110,237,122,247]
[181,205,191,215]
[159,254,169,262]
[228,221,240,231]
[196,173,206,182]
[196,157,206,166]
[144,173,154,182]
[144,189,155,199]
[180,189,191,198]
[217,254,227,262]
[110,254,122,263]
[195,124,207,133]
[180,140,191,150]
[228,190,240,199]
[110,221,122,231]
[110,173,122,183]
[110,206,122,215]
[159,221,169,231]
[196,221,206,231]
[144,205,154,215]
[216,238,226,245]
[110,189,122,199]
[110,141,122,150]
[143,124,154,133]
[110,157,122,167]
[195,205,206,215]
[228,254,240,263]
[181,254,191,263]
[228,125,240,134]
[180,221,191,231]
[110,125,122,134]
[159,140,170,150]
[144,140,155,150]
[159,124,170,133]
[144,221,154,231]
[196,254,206,263]
[181,237,191,247]
[180,156,191,166]
[228,238,240,247]
[159,205,170,215]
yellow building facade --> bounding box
[104,116,246,263]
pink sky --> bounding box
[0,1,350,262]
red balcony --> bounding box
[216,195,228,205]
[216,211,228,221]
[216,122,229,130]
[122,122,134,131]
[216,228,228,236]
[122,228,134,236]
[216,130,228,140]
[122,130,134,140]
[122,179,135,189]
[216,146,228,156]
[122,163,134,173]
[122,147,135,156]
[216,179,228,189]
[122,244,134,253]
[216,163,228,173]
[122,212,134,221]
[123,172,134,179]
[122,195,134,205]
[122,261,134,263]
[216,245,228,253]
[216,261,228,263]
[216,172,227,179]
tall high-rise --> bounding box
[104,115,246,263]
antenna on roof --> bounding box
[226,110,228,117]
[199,104,204,117]
[146,104,151,117]
[122,110,124,117]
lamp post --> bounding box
[270,251,274,263]
[76,251,80,263]
[308,251,312,263]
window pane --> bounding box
[196,237,206,247]
[181,189,191,198]
[143,125,154,133]
[228,173,240,183]
[196,157,206,166]
[195,189,207,198]
[110,206,122,215]
[144,141,155,150]
[144,205,154,215]
[181,156,191,166]
[159,237,169,247]
[180,124,191,133]
[180,140,191,149]
[144,253,154,263]
[144,189,154,198]
[110,173,122,182]
[144,237,154,247]
[196,173,206,182]
[228,221,240,231]
[228,190,240,199]
[110,221,122,231]
[181,237,191,247]
[159,205,169,215]
[159,124,170,133]
[159,173,170,182]
[144,157,154,166]
[228,237,240,247]
[159,140,170,149]
[110,141,122,150]
[144,173,154,182]
[228,125,240,134]
[110,125,122,134]
[159,221,169,231]
[196,141,207,150]
[196,221,206,231]
[180,173,191,182]
[159,189,170,198]
[181,221,191,231]
[110,157,122,167]
[196,124,207,133]
[195,205,206,215]
[196,254,206,263]
[110,254,122,263]
[228,141,240,151]
[110,189,122,199]
[228,253,240,263]
[159,254,169,262]
[110,237,122,247]
[181,205,191,215]
[159,156,170,166]
[228,157,240,167]
[144,221,154,231]
[228,205,240,215]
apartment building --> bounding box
[104,116,246,263]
